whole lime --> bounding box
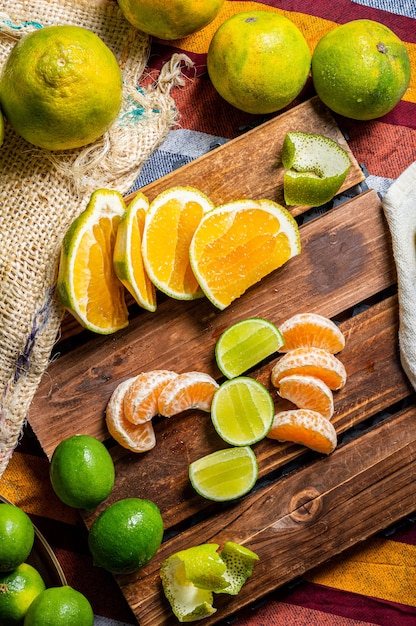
[23,586,94,626]
[0,503,35,572]
[49,434,115,511]
[311,19,411,120]
[0,563,45,626]
[0,25,122,150]
[207,10,311,114]
[88,497,164,574]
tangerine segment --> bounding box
[279,313,345,353]
[189,199,301,310]
[267,409,337,454]
[113,193,157,312]
[158,372,219,417]
[271,347,347,391]
[124,370,178,424]
[142,186,214,300]
[276,374,334,420]
[106,379,156,453]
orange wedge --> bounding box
[158,371,219,417]
[189,198,301,310]
[124,370,178,424]
[267,409,337,454]
[276,374,334,420]
[279,313,345,353]
[106,379,156,453]
[271,347,347,390]
[141,186,215,300]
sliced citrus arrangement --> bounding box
[215,317,284,379]
[189,198,301,310]
[271,347,347,391]
[142,186,214,300]
[276,374,334,420]
[113,192,157,312]
[282,132,351,207]
[124,370,178,424]
[279,312,345,353]
[57,189,128,334]
[158,371,219,417]
[267,409,337,454]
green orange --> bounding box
[23,586,94,626]
[0,503,35,572]
[0,563,45,626]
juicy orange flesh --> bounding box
[268,420,334,454]
[131,208,156,307]
[280,316,345,353]
[158,379,218,416]
[272,348,346,391]
[106,380,156,452]
[274,363,343,390]
[124,371,178,424]
[277,375,334,419]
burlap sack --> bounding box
[0,0,192,477]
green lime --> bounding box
[0,563,45,626]
[211,377,274,446]
[23,585,93,626]
[49,434,115,511]
[189,446,258,502]
[88,497,164,574]
[215,317,284,379]
[0,504,35,572]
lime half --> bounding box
[189,446,258,502]
[215,317,283,379]
[211,377,274,446]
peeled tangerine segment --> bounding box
[268,408,337,454]
[271,347,347,391]
[279,312,345,354]
[282,132,351,207]
[157,371,219,417]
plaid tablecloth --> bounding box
[1,1,416,625]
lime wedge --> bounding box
[215,317,284,379]
[189,446,258,502]
[211,377,274,446]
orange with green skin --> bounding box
[116,0,225,40]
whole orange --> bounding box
[207,11,311,115]
[312,20,411,120]
[116,0,225,40]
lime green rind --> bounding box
[218,541,259,595]
[172,544,228,592]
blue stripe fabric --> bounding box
[352,0,416,18]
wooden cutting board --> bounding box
[28,97,416,626]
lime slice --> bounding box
[215,317,284,378]
[211,377,274,446]
[189,446,258,502]
[282,131,351,207]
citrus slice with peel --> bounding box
[271,347,347,390]
[215,317,284,379]
[141,186,214,300]
[158,371,219,417]
[189,199,301,310]
[113,192,157,312]
[267,408,337,454]
[282,132,351,207]
[276,374,334,420]
[106,379,156,453]
[211,377,274,446]
[279,312,345,353]
[123,370,178,424]
[57,189,128,334]
[189,446,258,502]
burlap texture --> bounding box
[0,0,191,477]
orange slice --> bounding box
[123,370,178,424]
[276,374,334,420]
[189,198,301,310]
[279,313,345,353]
[106,379,156,453]
[158,371,220,417]
[141,186,215,300]
[271,347,347,390]
[267,409,337,454]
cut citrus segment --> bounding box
[57,189,128,334]
[106,379,156,453]
[211,377,274,446]
[158,371,219,417]
[215,317,284,379]
[189,199,301,310]
[267,409,337,454]
[271,347,347,390]
[279,313,345,353]
[141,186,214,300]
[123,370,178,424]
[189,446,258,502]
[276,374,334,420]
[113,192,157,312]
